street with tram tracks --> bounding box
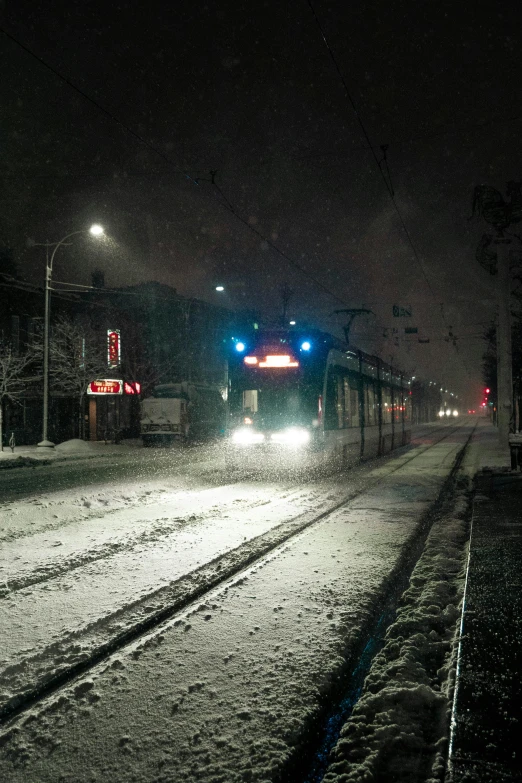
[1,420,483,782]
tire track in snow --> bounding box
[0,424,467,728]
[1,493,280,594]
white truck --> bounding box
[140,383,225,446]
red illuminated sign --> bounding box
[88,379,123,395]
[124,381,141,395]
[107,330,121,368]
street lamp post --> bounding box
[34,225,104,449]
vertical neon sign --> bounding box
[107,329,121,368]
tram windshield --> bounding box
[231,377,316,430]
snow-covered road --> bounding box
[0,422,479,782]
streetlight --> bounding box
[33,225,104,448]
[215,285,225,292]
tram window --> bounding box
[342,378,351,427]
[325,366,360,430]
[382,386,392,424]
[236,386,307,427]
[393,390,402,421]
[365,382,377,425]
[325,367,340,430]
[349,387,360,428]
[343,376,360,428]
[242,390,258,413]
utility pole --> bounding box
[280,284,294,325]
[471,182,522,448]
[495,233,513,444]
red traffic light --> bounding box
[485,388,490,394]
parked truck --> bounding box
[140,383,225,446]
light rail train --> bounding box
[226,327,413,471]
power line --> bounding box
[0,20,487,380]
[305,0,477,384]
[291,112,522,163]
[1,25,350,310]
[306,0,439,305]
[305,0,393,199]
[0,27,199,186]
[212,182,347,305]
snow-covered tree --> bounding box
[120,319,176,399]
[0,342,38,451]
[46,317,107,439]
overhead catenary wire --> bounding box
[291,112,522,163]
[5,109,522,181]
[305,0,478,385]
[211,182,348,305]
[0,20,486,387]
[305,0,444,311]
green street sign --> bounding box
[393,305,412,317]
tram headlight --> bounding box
[453,409,459,417]
[231,427,265,445]
[270,427,311,446]
[438,410,445,417]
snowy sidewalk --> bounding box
[0,439,144,468]
[448,468,522,782]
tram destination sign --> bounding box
[393,304,412,317]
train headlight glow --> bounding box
[438,410,445,417]
[232,428,265,444]
[453,409,459,417]
[270,427,310,446]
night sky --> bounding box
[2,0,522,406]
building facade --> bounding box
[0,272,252,445]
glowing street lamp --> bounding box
[33,225,105,448]
[215,285,225,292]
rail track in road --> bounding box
[1,422,472,731]
[0,422,460,505]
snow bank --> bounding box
[54,439,98,453]
[323,491,470,783]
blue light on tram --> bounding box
[300,341,311,351]
[235,342,246,352]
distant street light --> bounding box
[32,225,105,448]
[215,285,225,292]
[289,320,296,326]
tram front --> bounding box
[226,330,325,471]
